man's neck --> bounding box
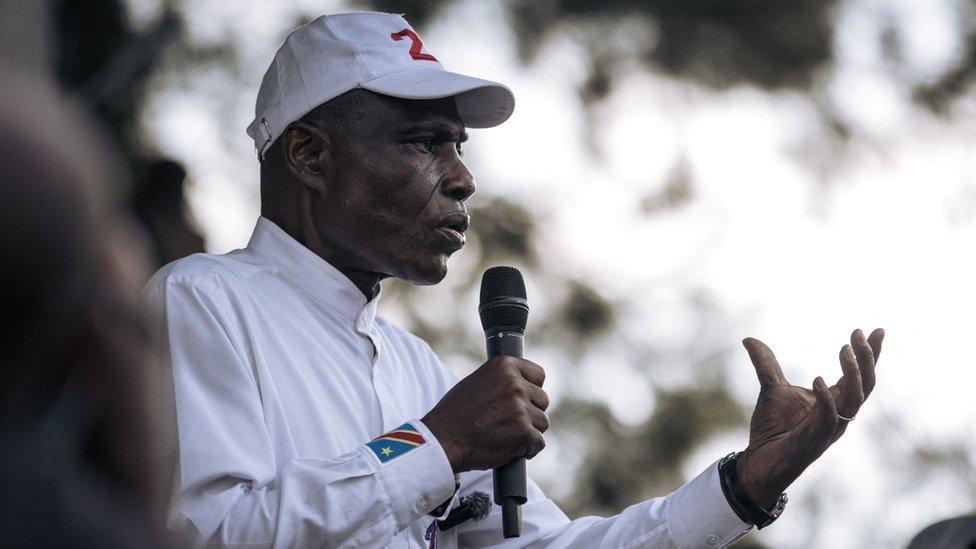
[262,211,383,300]
[336,268,383,301]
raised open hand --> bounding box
[735,328,885,508]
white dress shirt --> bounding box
[144,217,752,548]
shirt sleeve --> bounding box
[145,275,456,548]
[455,461,752,548]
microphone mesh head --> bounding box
[479,266,528,332]
[461,491,492,521]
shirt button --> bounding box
[706,534,720,546]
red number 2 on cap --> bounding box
[390,29,438,62]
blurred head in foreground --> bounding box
[0,66,172,546]
[908,515,976,549]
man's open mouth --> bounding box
[434,212,469,247]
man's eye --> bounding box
[415,139,463,156]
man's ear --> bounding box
[281,121,330,192]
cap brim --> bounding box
[361,67,514,128]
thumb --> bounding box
[742,337,787,388]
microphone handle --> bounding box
[486,330,527,539]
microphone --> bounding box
[479,266,530,539]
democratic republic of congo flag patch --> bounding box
[366,423,426,463]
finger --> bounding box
[851,329,877,399]
[809,376,839,447]
[527,406,550,433]
[742,337,788,387]
[517,359,546,387]
[526,383,550,411]
[835,344,864,416]
[524,431,546,459]
[867,328,884,363]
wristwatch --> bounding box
[718,452,788,529]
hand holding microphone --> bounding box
[422,354,548,470]
[422,267,545,537]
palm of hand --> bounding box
[736,329,884,508]
[740,384,828,507]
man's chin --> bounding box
[396,254,450,286]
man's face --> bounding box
[312,93,475,285]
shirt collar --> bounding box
[247,217,380,329]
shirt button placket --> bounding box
[365,327,397,430]
[374,374,401,432]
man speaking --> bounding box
[145,12,884,548]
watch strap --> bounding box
[718,452,788,529]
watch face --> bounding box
[770,494,789,518]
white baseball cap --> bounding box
[246,12,515,158]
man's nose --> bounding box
[440,164,476,202]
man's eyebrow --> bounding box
[396,123,468,141]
